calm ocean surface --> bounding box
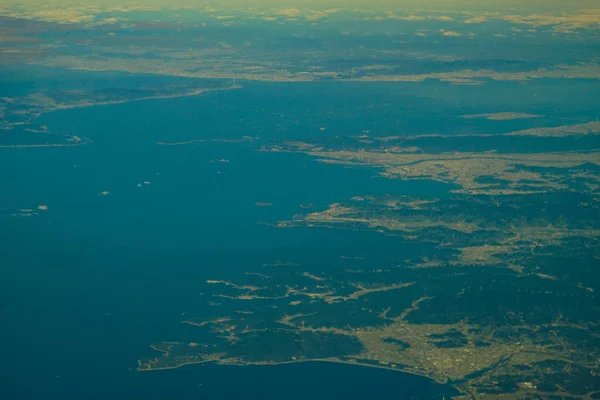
[0,83,469,399]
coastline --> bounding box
[137,356,456,390]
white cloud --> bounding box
[433,15,454,21]
[277,8,301,17]
[441,29,463,36]
[464,16,487,24]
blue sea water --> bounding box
[0,83,460,399]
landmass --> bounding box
[460,112,542,121]
[139,119,600,399]
[0,82,241,147]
